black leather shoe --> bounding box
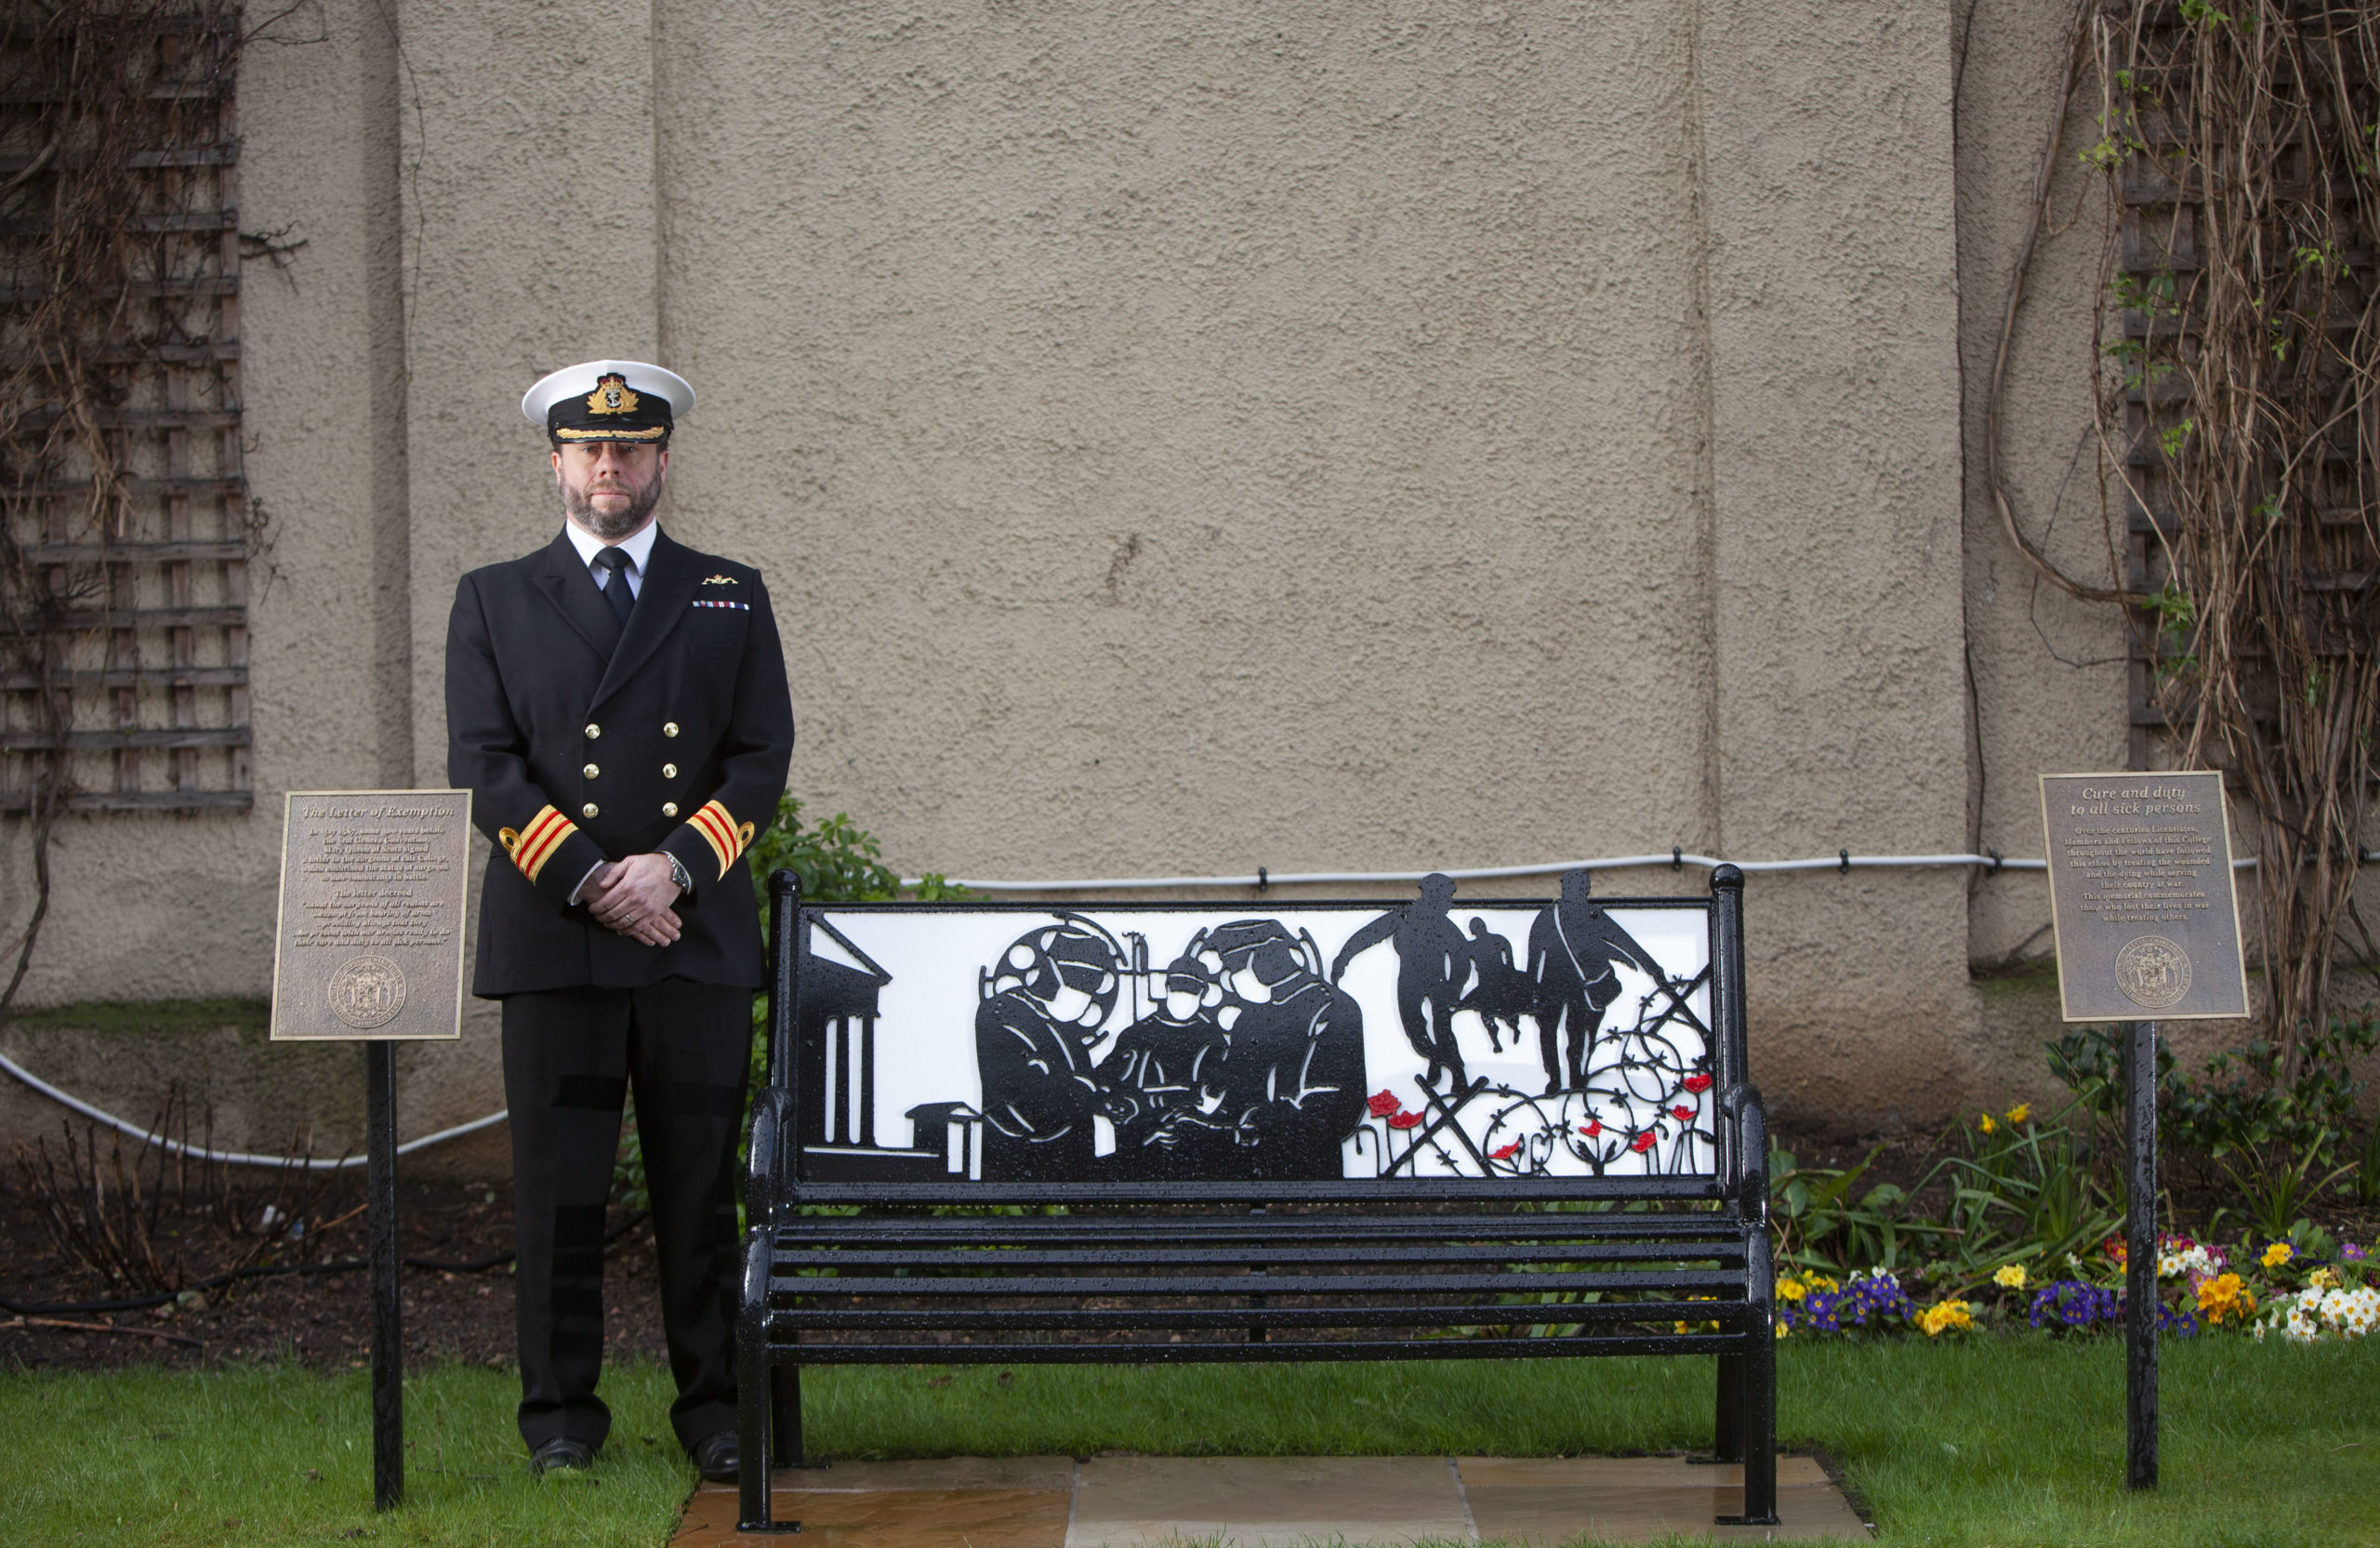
[691,1429,740,1483]
[530,1437,597,1475]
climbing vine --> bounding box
[1992,0,2379,1067]
[0,2,245,1023]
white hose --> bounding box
[0,1045,506,1171]
[909,847,2181,893]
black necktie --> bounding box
[591,547,636,627]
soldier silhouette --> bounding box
[1329,873,1470,1092]
[1456,916,1532,1052]
[1526,868,1664,1095]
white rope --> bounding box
[0,1046,507,1171]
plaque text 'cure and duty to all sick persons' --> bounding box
[2039,771,2250,1023]
[271,790,470,1041]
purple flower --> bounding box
[2344,1243,2369,1263]
[1779,1272,1912,1335]
[2029,1279,2119,1332]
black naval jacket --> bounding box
[446,526,795,998]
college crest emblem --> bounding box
[586,373,641,416]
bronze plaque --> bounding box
[270,790,471,1041]
[2038,771,2249,1022]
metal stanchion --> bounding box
[2123,1019,2158,1491]
[365,1040,403,1511]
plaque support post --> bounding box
[2123,1018,2158,1491]
[365,1039,403,1511]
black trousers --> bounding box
[501,979,752,1453]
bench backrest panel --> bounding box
[781,875,1739,1196]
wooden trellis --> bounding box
[1,7,250,813]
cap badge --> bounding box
[586,373,641,417]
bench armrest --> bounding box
[747,1084,792,1231]
[1721,1082,1770,1227]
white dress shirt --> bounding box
[564,517,658,600]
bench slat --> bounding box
[773,1331,1750,1364]
[772,1297,1752,1331]
[762,1269,1746,1299]
[773,1213,1751,1244]
[766,1243,1746,1270]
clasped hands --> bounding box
[585,853,682,946]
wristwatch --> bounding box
[667,853,692,896]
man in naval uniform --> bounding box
[446,359,795,1481]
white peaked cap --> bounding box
[520,359,696,426]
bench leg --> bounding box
[772,1364,802,1468]
[1718,1232,1778,1526]
[736,1227,796,1532]
[1713,1353,1743,1462]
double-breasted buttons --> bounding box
[662,763,678,778]
[663,721,680,738]
[582,802,600,818]
[662,802,679,817]
[583,763,601,779]
[585,723,602,739]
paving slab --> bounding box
[1071,1455,1473,1547]
[1458,1456,1869,1542]
[669,1454,1871,1547]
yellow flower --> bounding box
[2261,1242,2294,1270]
[1994,1264,2028,1290]
[1777,1277,1808,1303]
[1915,1300,1974,1337]
[2199,1272,2255,1325]
[1977,1113,1998,1135]
[2005,1103,2031,1125]
[1775,1319,1791,1339]
[2309,1266,2340,1290]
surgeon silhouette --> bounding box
[1329,873,1471,1092]
[1099,953,1229,1180]
[1526,868,1664,1095]
[974,921,1124,1181]
[1151,920,1366,1179]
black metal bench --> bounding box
[734,866,1777,1531]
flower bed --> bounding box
[1760,1092,2380,1347]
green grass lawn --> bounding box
[1,1335,2373,1546]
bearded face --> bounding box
[554,441,668,539]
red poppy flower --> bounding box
[1630,1131,1658,1154]
[1580,1119,1603,1138]
[1367,1090,1402,1118]
[1489,1140,1521,1160]
[1387,1110,1422,1131]
[1671,1105,1695,1123]
[1683,1073,1714,1093]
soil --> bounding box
[7,1118,2371,1376]
[0,1170,665,1375]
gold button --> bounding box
[581,802,599,819]
[662,763,678,779]
[584,723,601,739]
[662,721,679,738]
[662,802,679,817]
[583,763,600,779]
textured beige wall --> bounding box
[8,0,2262,1166]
